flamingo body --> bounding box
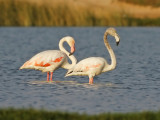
[67,57,108,77]
[20,50,68,72]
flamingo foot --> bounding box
[50,72,53,82]
[47,72,50,82]
[47,72,53,82]
[89,77,93,84]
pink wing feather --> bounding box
[66,57,106,76]
[20,50,66,72]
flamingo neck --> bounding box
[103,32,116,72]
[59,38,77,69]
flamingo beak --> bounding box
[69,45,75,56]
[116,41,120,46]
[115,34,120,46]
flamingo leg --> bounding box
[89,77,93,84]
[50,72,53,81]
[47,72,50,81]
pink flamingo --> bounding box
[20,36,77,82]
[65,28,120,84]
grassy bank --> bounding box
[0,0,123,26]
[123,16,160,26]
[0,108,160,120]
[119,0,160,7]
[0,0,160,26]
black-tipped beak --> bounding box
[69,52,73,56]
[69,45,75,56]
[116,41,119,46]
[69,51,75,56]
[115,34,120,46]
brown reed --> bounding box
[0,0,160,26]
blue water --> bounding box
[0,27,160,114]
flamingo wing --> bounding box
[66,57,106,76]
[20,50,67,72]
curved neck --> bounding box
[103,32,116,72]
[59,38,77,69]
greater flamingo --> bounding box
[65,28,120,84]
[20,36,77,82]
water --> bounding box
[0,27,160,114]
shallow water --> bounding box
[0,27,160,114]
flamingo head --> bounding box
[65,36,76,56]
[107,27,120,46]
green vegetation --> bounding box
[128,17,160,26]
[119,0,160,7]
[0,0,160,26]
[122,16,160,26]
[0,108,160,120]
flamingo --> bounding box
[20,36,77,82]
[65,28,120,84]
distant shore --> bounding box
[0,0,160,26]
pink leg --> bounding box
[47,72,50,81]
[50,72,53,81]
[89,77,93,84]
